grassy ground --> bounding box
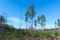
[3,29,60,38]
[0,28,60,40]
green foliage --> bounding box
[4,31,11,38]
[55,31,59,37]
[2,29,60,38]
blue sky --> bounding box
[0,0,60,29]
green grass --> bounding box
[1,29,59,38]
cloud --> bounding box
[7,17,25,24]
[7,17,26,29]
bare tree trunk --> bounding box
[26,22,27,29]
[31,18,33,30]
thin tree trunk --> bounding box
[31,18,33,30]
[26,22,27,32]
[30,18,34,39]
[26,22,28,29]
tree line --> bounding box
[25,4,60,31]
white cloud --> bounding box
[7,17,26,29]
[7,17,25,24]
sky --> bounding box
[0,0,60,29]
